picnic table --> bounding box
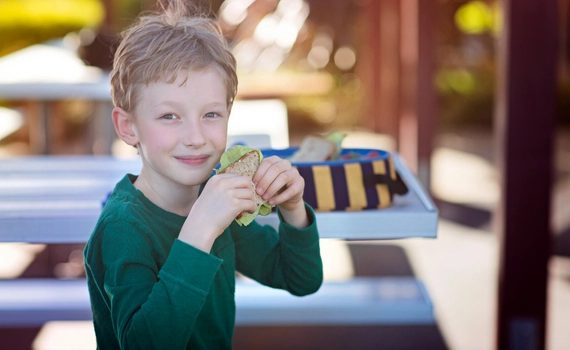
[0,40,114,155]
[0,152,438,332]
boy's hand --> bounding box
[252,156,309,228]
[179,173,257,251]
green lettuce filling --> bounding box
[325,131,346,160]
[217,145,272,226]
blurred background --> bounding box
[0,0,569,349]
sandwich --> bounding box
[288,135,336,162]
[289,131,346,162]
[217,145,272,226]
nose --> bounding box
[181,118,206,148]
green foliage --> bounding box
[0,0,104,57]
[436,67,496,126]
[454,1,501,36]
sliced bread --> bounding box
[219,150,265,219]
[289,135,336,162]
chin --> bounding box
[175,172,211,187]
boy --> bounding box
[83,1,323,349]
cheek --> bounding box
[139,127,177,149]
[214,128,228,148]
[207,122,228,149]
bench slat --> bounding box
[0,277,434,327]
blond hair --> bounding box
[110,0,238,113]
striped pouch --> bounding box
[262,148,408,212]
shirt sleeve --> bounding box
[231,203,323,296]
[94,220,222,349]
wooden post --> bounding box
[26,101,46,154]
[398,0,437,188]
[378,0,401,149]
[361,0,382,133]
[361,0,402,146]
[494,0,558,349]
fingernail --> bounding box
[256,187,264,194]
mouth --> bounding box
[175,155,210,167]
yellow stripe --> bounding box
[344,163,367,211]
[373,160,391,208]
[312,166,335,211]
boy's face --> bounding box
[131,68,230,188]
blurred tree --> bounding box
[437,0,569,126]
[434,0,499,126]
[80,0,224,69]
[0,0,105,57]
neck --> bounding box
[133,170,199,216]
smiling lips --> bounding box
[175,155,210,166]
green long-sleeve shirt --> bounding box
[84,174,323,349]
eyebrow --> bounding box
[152,101,227,109]
[152,101,182,109]
[203,101,228,109]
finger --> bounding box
[231,188,257,200]
[267,180,304,206]
[229,188,258,213]
[260,170,294,200]
[254,158,291,195]
[242,201,259,215]
[264,167,304,204]
[252,156,281,184]
[216,173,253,190]
[237,198,258,215]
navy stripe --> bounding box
[330,165,349,210]
[298,166,318,209]
[385,158,395,180]
[383,159,391,207]
[360,162,379,208]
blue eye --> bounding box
[205,112,220,119]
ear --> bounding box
[112,107,139,147]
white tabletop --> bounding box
[0,80,111,101]
[0,40,112,101]
[0,154,438,243]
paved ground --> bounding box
[409,125,570,350]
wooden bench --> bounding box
[0,277,434,327]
